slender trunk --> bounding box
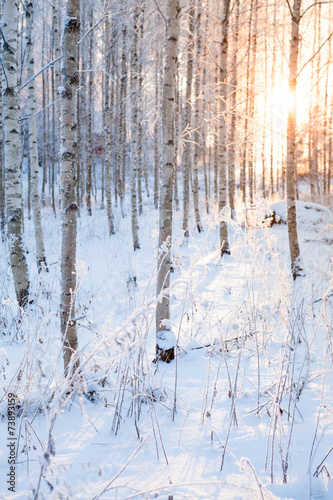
[53,4,60,212]
[118,25,127,216]
[0,0,5,236]
[182,7,194,237]
[262,1,268,198]
[60,0,80,374]
[42,0,47,206]
[174,55,180,211]
[202,10,209,215]
[137,4,146,214]
[104,0,115,235]
[218,1,231,256]
[25,0,47,272]
[270,0,277,196]
[130,3,140,250]
[154,53,160,209]
[76,40,81,215]
[214,63,218,204]
[50,34,56,215]
[156,0,180,363]
[192,7,202,233]
[3,0,30,307]
[101,69,105,209]
[86,7,93,216]
[241,0,254,204]
[228,0,239,217]
[286,0,303,279]
[248,0,258,204]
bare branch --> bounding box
[301,1,333,18]
[19,98,61,121]
[297,31,333,77]
[285,0,293,17]
[18,55,62,93]
[153,0,166,23]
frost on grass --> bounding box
[0,197,332,499]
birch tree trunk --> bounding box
[156,0,180,363]
[52,4,60,211]
[118,25,127,216]
[86,6,93,216]
[192,8,202,233]
[182,7,194,238]
[248,0,258,204]
[25,0,47,272]
[201,10,209,215]
[228,0,239,217]
[60,0,80,374]
[174,55,180,211]
[104,0,115,235]
[218,0,230,256]
[240,0,254,204]
[3,0,30,308]
[137,5,146,214]
[0,0,4,236]
[286,0,303,279]
[130,3,141,250]
[154,53,160,210]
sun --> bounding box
[271,83,294,127]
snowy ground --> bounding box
[0,186,332,499]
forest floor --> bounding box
[0,183,332,499]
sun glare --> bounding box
[271,83,294,126]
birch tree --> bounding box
[192,7,202,233]
[3,0,30,307]
[0,0,4,236]
[156,0,180,363]
[286,0,303,279]
[218,0,230,256]
[60,0,80,373]
[25,0,47,272]
[130,3,141,250]
[104,0,115,235]
[182,6,194,238]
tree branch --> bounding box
[297,31,333,77]
[18,55,62,93]
[153,0,166,23]
[301,1,333,18]
[285,0,293,17]
[0,26,14,55]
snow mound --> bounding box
[271,201,333,232]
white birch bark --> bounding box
[60,0,80,373]
[228,0,239,217]
[192,8,202,233]
[25,0,47,272]
[52,4,60,211]
[130,4,140,250]
[104,0,115,235]
[86,6,93,216]
[117,25,127,216]
[137,4,146,214]
[0,0,4,235]
[3,0,30,307]
[286,0,303,279]
[182,7,194,238]
[156,0,180,362]
[154,53,160,210]
[218,0,230,256]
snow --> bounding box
[0,187,332,499]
